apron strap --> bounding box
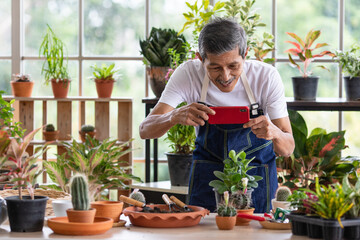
[200,74,210,103]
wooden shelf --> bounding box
[286,97,360,111]
[29,139,126,146]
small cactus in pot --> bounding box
[43,123,59,141]
[66,174,97,223]
[271,186,292,211]
[129,189,146,204]
[216,191,237,230]
[79,124,96,142]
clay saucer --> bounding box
[259,220,292,230]
[48,217,113,235]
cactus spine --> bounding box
[81,124,95,133]
[230,192,251,209]
[70,174,90,211]
[45,124,55,132]
[129,189,146,203]
[275,186,292,201]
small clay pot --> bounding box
[91,201,124,223]
[66,208,96,223]
[79,130,96,142]
[216,215,236,230]
[51,79,70,98]
[95,79,115,98]
[11,81,34,97]
[236,208,255,226]
[43,130,59,141]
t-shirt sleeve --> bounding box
[158,64,190,108]
[265,69,288,120]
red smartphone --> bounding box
[208,106,250,124]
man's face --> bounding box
[202,48,245,92]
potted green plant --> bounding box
[285,29,335,100]
[215,191,237,230]
[0,91,25,138]
[43,123,59,141]
[139,27,188,98]
[209,149,262,225]
[90,63,120,98]
[10,73,34,97]
[271,186,292,211]
[4,127,50,232]
[165,102,196,186]
[79,124,96,142]
[39,24,71,98]
[334,43,360,101]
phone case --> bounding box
[208,106,250,124]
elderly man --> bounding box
[140,18,294,213]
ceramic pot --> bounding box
[236,208,255,226]
[292,76,319,101]
[216,215,236,230]
[91,201,124,223]
[146,66,170,98]
[95,79,115,98]
[11,81,34,97]
[79,130,96,142]
[51,79,70,98]
[165,152,192,186]
[5,195,48,232]
[271,199,291,211]
[52,199,73,217]
[344,76,360,101]
[0,197,7,226]
[43,130,59,141]
[66,208,96,223]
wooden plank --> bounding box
[79,101,85,130]
[95,102,109,141]
[3,96,132,102]
[118,101,132,171]
[19,100,34,136]
[57,101,72,140]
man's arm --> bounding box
[139,102,215,139]
[243,116,294,157]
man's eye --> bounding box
[229,65,239,69]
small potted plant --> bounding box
[66,174,96,223]
[90,63,120,98]
[79,124,96,142]
[271,186,292,211]
[334,43,360,101]
[10,73,34,97]
[39,24,71,98]
[165,102,195,186]
[287,189,309,236]
[215,191,237,230]
[43,123,59,141]
[209,150,262,226]
[285,29,335,100]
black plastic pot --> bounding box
[289,212,308,236]
[344,76,360,101]
[344,225,360,240]
[307,216,323,239]
[292,76,319,101]
[166,152,193,186]
[323,219,344,240]
[5,195,48,232]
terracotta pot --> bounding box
[43,130,59,141]
[95,79,115,98]
[51,79,70,98]
[90,201,123,223]
[11,81,34,97]
[146,66,170,98]
[236,208,255,226]
[66,208,96,223]
[79,130,96,142]
[216,215,236,230]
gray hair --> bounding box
[198,18,247,60]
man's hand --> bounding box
[171,102,216,127]
[243,115,279,140]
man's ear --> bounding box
[196,52,203,62]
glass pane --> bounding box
[0,0,11,56]
[84,0,145,56]
[24,0,79,56]
[0,60,11,95]
[23,60,79,96]
[297,111,339,136]
[276,0,338,58]
[343,112,360,157]
[344,0,360,50]
[83,60,145,158]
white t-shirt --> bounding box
[159,59,288,121]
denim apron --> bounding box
[188,72,278,213]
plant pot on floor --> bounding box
[95,79,115,98]
[216,215,236,230]
[165,152,192,186]
[91,201,124,223]
[292,76,319,101]
[5,195,49,232]
[51,79,70,98]
[147,66,170,98]
[344,76,360,101]
[11,81,34,97]
[43,130,59,141]
[66,208,96,223]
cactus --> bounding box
[81,124,95,133]
[70,174,90,211]
[230,192,251,209]
[45,124,55,132]
[217,191,237,217]
[129,189,146,203]
[275,186,292,201]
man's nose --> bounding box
[220,68,231,81]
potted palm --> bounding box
[39,24,71,98]
[285,29,335,100]
[90,63,120,98]
[334,43,360,101]
[10,73,34,97]
[4,127,50,232]
[215,191,237,230]
[43,123,59,141]
[165,102,195,186]
[139,27,188,98]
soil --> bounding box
[142,207,184,213]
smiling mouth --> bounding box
[215,77,236,87]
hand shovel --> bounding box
[162,194,181,212]
[170,195,193,212]
[119,195,153,212]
